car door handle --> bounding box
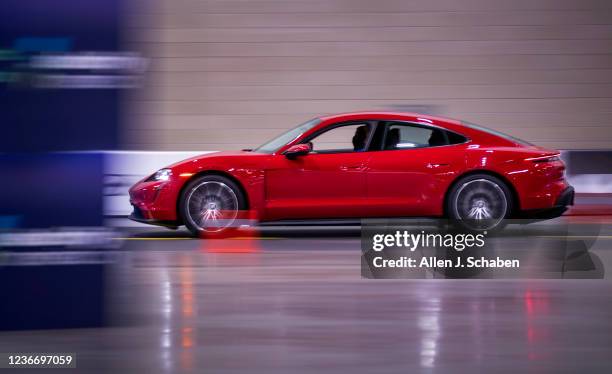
[427,163,450,169]
[341,164,365,171]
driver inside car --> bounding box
[352,125,370,151]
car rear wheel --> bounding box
[179,175,246,237]
[447,174,512,232]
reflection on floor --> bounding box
[1,221,612,373]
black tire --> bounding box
[179,175,247,237]
[446,173,513,232]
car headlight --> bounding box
[150,168,172,181]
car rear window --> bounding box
[462,121,533,146]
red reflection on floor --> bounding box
[198,210,261,253]
[524,290,551,361]
[200,236,261,253]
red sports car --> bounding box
[129,112,574,235]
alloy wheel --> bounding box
[185,181,239,232]
[453,179,508,231]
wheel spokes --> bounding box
[186,181,239,232]
[455,179,507,230]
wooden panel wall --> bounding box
[123,0,612,150]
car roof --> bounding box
[318,111,463,126]
[311,111,501,145]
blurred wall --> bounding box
[124,0,612,151]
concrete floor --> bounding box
[1,220,612,373]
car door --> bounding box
[365,121,467,217]
[263,121,374,221]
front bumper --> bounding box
[128,205,180,228]
[128,178,182,223]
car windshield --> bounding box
[462,121,533,146]
[253,118,321,153]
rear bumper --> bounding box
[556,186,575,207]
[519,186,574,219]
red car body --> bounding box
[129,112,573,228]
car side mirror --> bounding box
[283,143,311,159]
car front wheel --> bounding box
[179,175,246,237]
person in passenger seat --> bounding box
[385,128,400,150]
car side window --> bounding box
[383,123,438,149]
[306,122,373,153]
[381,122,466,150]
[446,131,468,145]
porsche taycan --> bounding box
[129,112,574,235]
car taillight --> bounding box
[526,155,560,163]
[526,154,565,179]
